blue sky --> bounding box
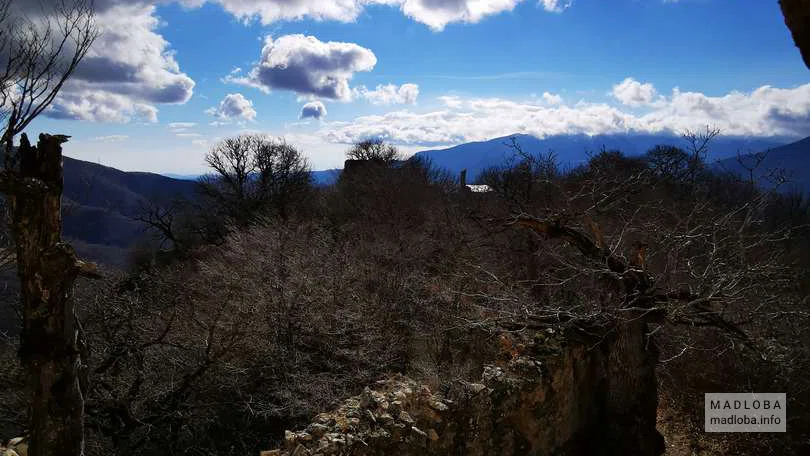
[25,0,810,173]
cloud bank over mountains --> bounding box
[321,81,810,146]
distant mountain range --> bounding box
[160,170,343,186]
[715,136,810,194]
[57,133,807,267]
[62,156,197,268]
[413,133,789,182]
[174,133,780,187]
[161,173,200,181]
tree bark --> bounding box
[603,318,665,456]
[513,215,665,455]
[9,133,86,456]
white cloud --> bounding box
[168,122,197,132]
[47,91,159,123]
[399,0,521,31]
[36,1,569,122]
[189,0,366,24]
[612,77,659,107]
[206,93,257,121]
[438,95,463,108]
[45,2,194,123]
[641,85,810,137]
[300,100,328,120]
[174,0,569,31]
[355,83,419,105]
[92,135,130,142]
[541,91,563,105]
[538,0,572,13]
[228,34,376,101]
[320,81,810,146]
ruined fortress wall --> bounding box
[263,330,611,456]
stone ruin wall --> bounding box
[262,329,613,456]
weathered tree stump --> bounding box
[1,133,98,456]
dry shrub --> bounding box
[77,197,502,455]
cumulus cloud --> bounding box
[438,95,463,108]
[300,100,328,120]
[355,83,419,105]
[641,85,810,137]
[170,0,568,31]
[187,0,365,24]
[44,2,194,122]
[228,35,376,101]
[398,0,521,31]
[321,100,633,145]
[298,100,326,120]
[206,93,257,121]
[30,0,573,47]
[541,91,563,105]
[320,82,810,146]
[612,77,659,107]
[29,0,570,124]
[405,0,570,29]
[48,91,159,123]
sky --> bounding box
[21,0,810,174]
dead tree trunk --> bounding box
[603,317,664,455]
[512,215,665,455]
[0,133,98,456]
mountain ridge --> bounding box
[61,156,198,267]
[413,133,790,182]
[714,136,810,194]
[58,133,809,267]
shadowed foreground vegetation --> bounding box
[1,134,809,455]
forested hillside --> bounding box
[61,157,197,267]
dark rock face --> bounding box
[263,328,664,456]
[781,0,810,68]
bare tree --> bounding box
[484,138,799,453]
[478,136,559,211]
[134,198,188,253]
[0,1,98,455]
[645,145,690,181]
[0,0,97,167]
[254,139,313,220]
[682,125,720,183]
[345,138,401,163]
[200,134,312,226]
